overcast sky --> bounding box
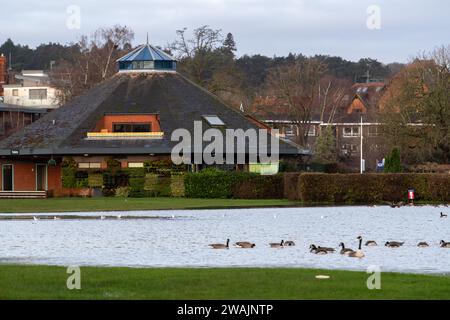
[1,0,448,63]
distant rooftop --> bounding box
[116,44,177,73]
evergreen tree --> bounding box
[223,33,237,53]
[313,126,337,164]
[384,148,402,173]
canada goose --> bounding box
[310,245,329,255]
[347,236,365,258]
[339,242,354,255]
[417,242,429,247]
[317,246,335,253]
[269,240,284,248]
[365,240,378,247]
[385,241,404,248]
[440,240,450,248]
[441,212,448,218]
[284,241,296,246]
[235,242,256,248]
[209,239,230,249]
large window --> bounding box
[78,162,101,169]
[343,127,360,137]
[368,126,380,137]
[29,89,47,100]
[113,123,152,133]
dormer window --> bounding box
[86,113,163,140]
[113,123,152,133]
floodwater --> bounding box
[0,206,449,274]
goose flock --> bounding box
[208,212,450,256]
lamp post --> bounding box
[360,116,364,174]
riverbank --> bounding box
[0,265,449,299]
[0,197,301,213]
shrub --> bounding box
[283,173,301,200]
[88,172,103,188]
[115,186,130,198]
[170,174,185,197]
[385,148,402,173]
[185,168,284,199]
[297,173,450,204]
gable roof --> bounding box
[0,72,305,156]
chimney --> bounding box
[0,53,7,97]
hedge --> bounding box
[296,173,450,204]
[283,173,301,200]
[184,168,284,199]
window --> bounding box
[113,123,152,133]
[284,125,295,137]
[29,89,47,100]
[308,125,316,136]
[143,61,154,69]
[78,162,101,169]
[343,127,360,137]
[368,126,380,137]
[128,162,144,168]
[341,144,358,154]
[203,115,225,126]
[12,89,18,96]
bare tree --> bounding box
[267,58,327,146]
[50,25,134,103]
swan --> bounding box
[33,216,38,221]
[209,239,230,249]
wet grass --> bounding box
[0,265,449,300]
[0,197,301,213]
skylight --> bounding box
[203,115,225,126]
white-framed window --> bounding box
[78,162,102,169]
[29,89,47,100]
[284,125,295,136]
[343,127,360,137]
[308,125,316,137]
[341,143,358,154]
[128,162,144,168]
[368,126,380,137]
[12,89,18,96]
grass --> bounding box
[0,265,449,300]
[0,197,301,213]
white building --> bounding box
[3,70,59,109]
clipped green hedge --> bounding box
[297,173,450,204]
[184,168,284,199]
[170,174,185,197]
[283,173,301,200]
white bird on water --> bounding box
[117,215,122,220]
[100,215,106,220]
[33,216,38,221]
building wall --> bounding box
[3,86,59,107]
[72,155,170,169]
[0,160,62,191]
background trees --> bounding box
[380,46,450,164]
